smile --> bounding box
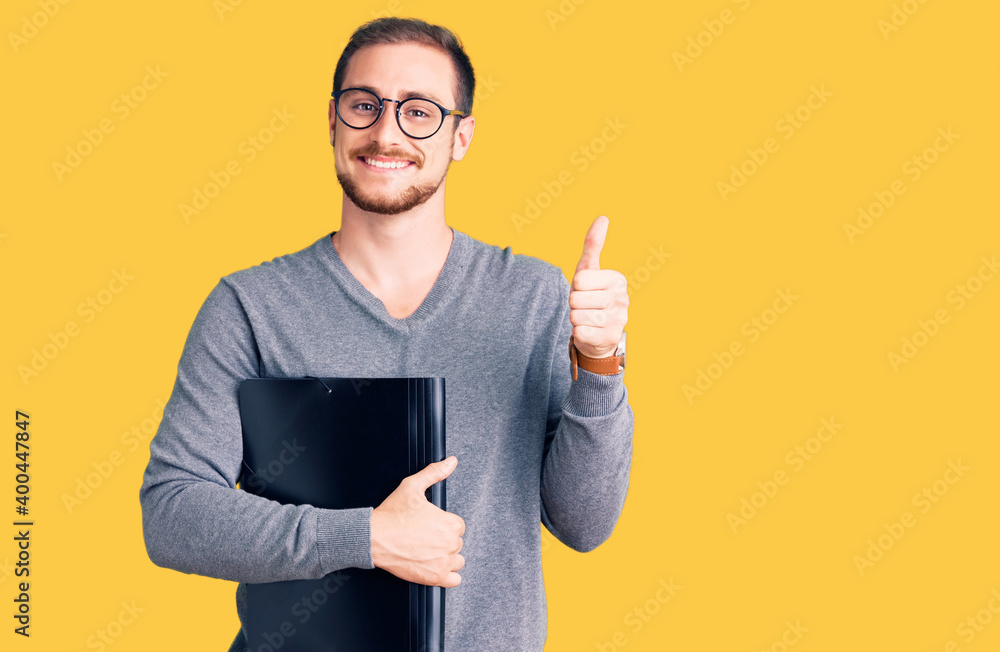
[360,156,414,170]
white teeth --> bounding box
[364,157,410,169]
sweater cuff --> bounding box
[564,367,627,418]
[316,506,375,573]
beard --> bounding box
[336,166,447,215]
[335,140,453,215]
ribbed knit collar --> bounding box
[315,227,470,333]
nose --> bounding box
[367,99,407,145]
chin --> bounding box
[336,171,444,216]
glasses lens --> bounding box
[397,98,443,138]
[338,89,381,128]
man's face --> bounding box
[329,42,473,215]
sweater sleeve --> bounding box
[139,279,375,583]
[539,272,635,552]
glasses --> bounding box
[331,87,466,140]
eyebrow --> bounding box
[351,84,447,106]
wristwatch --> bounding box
[569,333,626,381]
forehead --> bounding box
[343,42,457,106]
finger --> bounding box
[574,215,609,274]
[569,288,613,310]
[571,268,624,292]
[408,455,457,493]
[569,308,620,329]
[454,553,465,571]
[442,571,462,588]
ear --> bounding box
[451,115,476,162]
[328,99,337,147]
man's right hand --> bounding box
[370,455,465,588]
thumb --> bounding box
[575,215,609,274]
[410,455,457,492]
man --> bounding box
[140,16,633,651]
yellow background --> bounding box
[3,0,999,649]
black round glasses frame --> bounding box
[331,87,467,140]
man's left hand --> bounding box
[569,215,629,359]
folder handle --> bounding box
[303,375,334,393]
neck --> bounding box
[333,194,453,291]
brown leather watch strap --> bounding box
[569,335,624,381]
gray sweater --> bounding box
[139,228,634,651]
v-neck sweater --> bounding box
[140,228,634,651]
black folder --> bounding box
[237,376,446,652]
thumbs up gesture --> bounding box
[570,215,629,359]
